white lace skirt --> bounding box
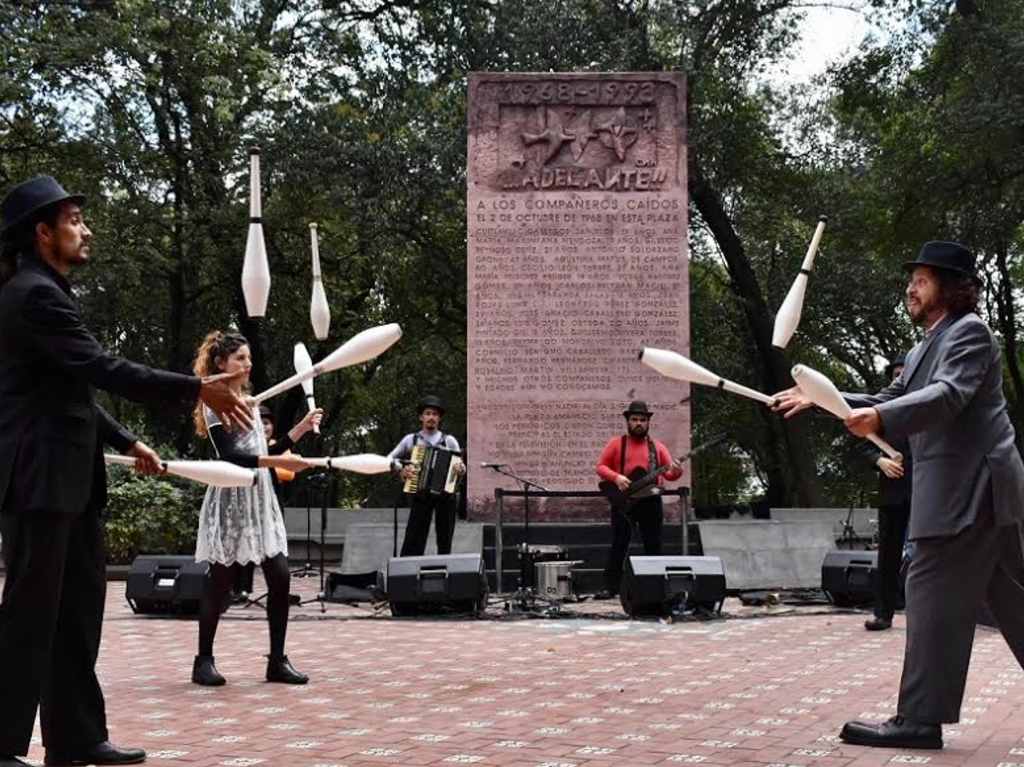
[195,467,289,565]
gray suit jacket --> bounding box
[844,312,1024,540]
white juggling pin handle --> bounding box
[791,364,903,460]
[309,223,331,340]
[306,454,392,474]
[772,216,827,349]
[639,347,776,406]
[104,455,256,488]
[293,342,319,435]
[241,146,271,317]
[253,323,403,404]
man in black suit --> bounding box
[863,354,912,632]
[0,176,252,767]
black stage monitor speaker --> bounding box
[385,554,488,617]
[620,556,727,617]
[125,555,209,615]
[821,549,877,607]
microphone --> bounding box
[480,462,506,469]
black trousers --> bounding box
[0,508,108,756]
[875,500,911,619]
[603,496,663,593]
[400,493,457,557]
[898,506,1024,723]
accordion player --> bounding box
[388,394,465,556]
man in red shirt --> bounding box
[596,401,683,597]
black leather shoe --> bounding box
[266,654,308,684]
[44,740,146,765]
[0,757,31,766]
[840,715,942,749]
[192,654,226,686]
[865,615,893,631]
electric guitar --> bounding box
[598,464,676,513]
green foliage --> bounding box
[104,466,205,565]
[4,0,1024,511]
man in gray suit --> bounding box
[775,241,1024,749]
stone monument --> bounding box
[467,72,690,521]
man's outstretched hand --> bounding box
[128,441,164,475]
[200,370,254,430]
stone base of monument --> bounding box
[696,520,836,591]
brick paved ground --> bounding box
[7,574,1024,767]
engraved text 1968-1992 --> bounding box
[495,80,656,105]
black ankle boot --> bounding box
[266,654,308,684]
[192,654,226,686]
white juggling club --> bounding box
[772,216,828,349]
[104,454,256,488]
[306,454,392,474]
[791,364,903,460]
[253,323,403,404]
[293,342,319,435]
[639,347,776,406]
[309,223,331,340]
[241,146,271,317]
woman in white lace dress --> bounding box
[190,331,321,686]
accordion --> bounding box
[403,444,462,497]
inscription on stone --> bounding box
[467,73,690,520]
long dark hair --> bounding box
[936,270,981,316]
[0,205,62,287]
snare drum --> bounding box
[526,544,566,563]
[535,560,580,600]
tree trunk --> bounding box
[688,155,823,506]
[993,244,1024,452]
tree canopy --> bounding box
[3,0,1021,510]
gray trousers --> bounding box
[898,510,1024,723]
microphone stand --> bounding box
[299,434,334,613]
[291,419,324,578]
[483,465,550,611]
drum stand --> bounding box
[483,465,560,614]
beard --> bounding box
[907,295,935,324]
[628,423,649,438]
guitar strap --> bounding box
[618,435,659,474]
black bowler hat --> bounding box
[904,241,981,285]
[622,400,653,418]
[884,353,907,379]
[0,175,86,241]
[418,395,445,415]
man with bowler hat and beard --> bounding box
[388,395,465,557]
[0,176,251,767]
[862,353,912,632]
[775,241,1024,749]
[595,401,683,598]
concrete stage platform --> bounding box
[6,574,1023,767]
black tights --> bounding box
[198,554,290,658]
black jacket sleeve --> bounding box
[23,283,201,407]
[207,424,260,468]
[96,404,137,454]
[268,434,294,455]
